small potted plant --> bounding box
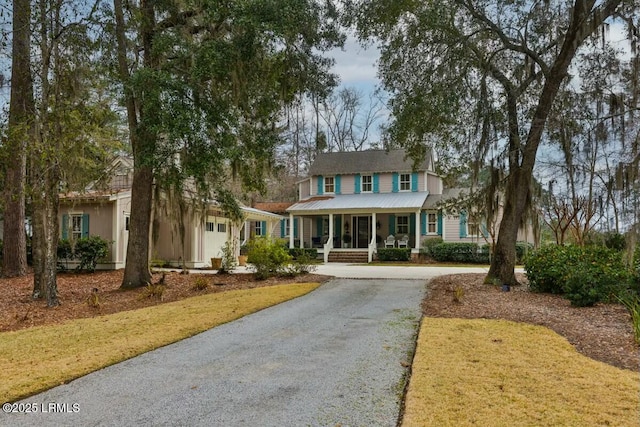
[342,233,351,248]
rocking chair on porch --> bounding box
[384,235,396,248]
[397,235,410,248]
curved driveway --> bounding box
[4,265,495,426]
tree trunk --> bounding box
[31,165,60,306]
[3,0,33,278]
[119,0,156,288]
[485,0,616,285]
[121,165,154,288]
[486,169,528,285]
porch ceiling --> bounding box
[287,192,429,214]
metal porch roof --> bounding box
[287,192,429,213]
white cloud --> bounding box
[329,35,381,88]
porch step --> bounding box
[327,250,369,263]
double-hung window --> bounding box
[361,175,372,192]
[255,221,264,236]
[324,176,335,193]
[400,173,411,191]
[397,215,409,235]
[71,215,84,240]
[427,213,437,234]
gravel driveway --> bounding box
[5,278,425,427]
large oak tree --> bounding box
[114,0,344,288]
[351,0,635,284]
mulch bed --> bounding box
[0,269,330,332]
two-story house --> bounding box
[285,149,532,262]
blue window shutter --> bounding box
[437,212,443,236]
[411,172,419,192]
[82,214,90,237]
[410,214,416,234]
[280,219,285,237]
[389,215,396,235]
[261,221,267,236]
[317,175,324,195]
[355,173,361,194]
[335,216,341,240]
[316,217,323,237]
[420,212,426,235]
[61,214,68,239]
[459,211,467,238]
[392,172,399,193]
[293,218,299,238]
[335,175,341,194]
[373,173,380,193]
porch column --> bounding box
[415,210,421,250]
[299,216,304,248]
[371,212,377,245]
[328,213,334,244]
[289,213,294,249]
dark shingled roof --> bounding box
[308,149,432,176]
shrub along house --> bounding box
[285,149,534,262]
[58,156,282,270]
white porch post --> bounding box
[415,210,421,250]
[289,213,294,249]
[371,212,377,244]
[324,213,334,263]
[329,213,334,242]
[299,217,304,249]
[370,212,377,263]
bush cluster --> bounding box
[419,237,443,257]
[377,248,411,261]
[246,237,292,279]
[524,244,632,306]
[58,236,110,272]
[246,237,318,279]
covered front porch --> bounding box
[286,192,429,263]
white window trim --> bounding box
[69,212,84,240]
[324,176,335,194]
[361,175,373,193]
[399,173,411,192]
[427,212,438,235]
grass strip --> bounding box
[403,317,640,427]
[0,283,320,403]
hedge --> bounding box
[430,242,489,264]
[288,248,318,260]
[377,248,411,261]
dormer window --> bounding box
[400,173,411,191]
[324,176,335,193]
[361,175,372,192]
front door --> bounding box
[355,216,370,249]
